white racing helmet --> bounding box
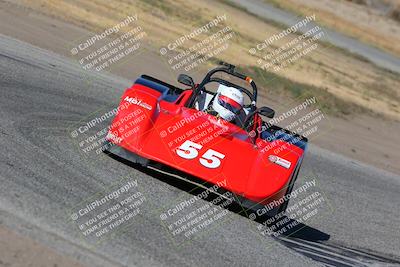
[212,84,244,121]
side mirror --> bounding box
[177,74,194,87]
[244,106,275,128]
[258,106,275,118]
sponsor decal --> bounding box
[124,96,152,110]
[268,155,291,169]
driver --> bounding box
[209,84,245,125]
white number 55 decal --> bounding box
[176,140,225,169]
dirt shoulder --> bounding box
[267,0,400,57]
[0,226,84,267]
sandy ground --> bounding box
[0,226,84,267]
[0,2,399,265]
[268,0,400,57]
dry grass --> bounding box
[11,0,400,119]
[267,0,400,57]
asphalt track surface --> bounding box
[1,34,400,267]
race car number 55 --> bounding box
[176,140,225,169]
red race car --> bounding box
[104,62,308,216]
